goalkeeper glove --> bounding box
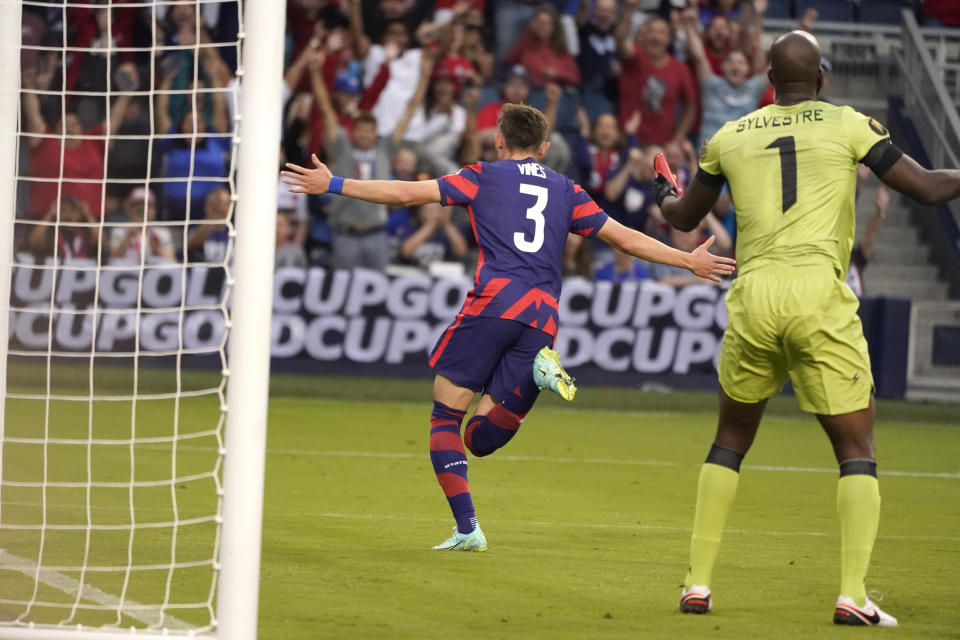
[652,152,683,206]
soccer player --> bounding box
[654,30,960,626]
[283,103,735,552]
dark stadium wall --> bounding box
[887,96,960,300]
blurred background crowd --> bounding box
[14,0,955,284]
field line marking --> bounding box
[45,443,957,478]
[264,448,960,479]
[0,550,193,630]
[139,445,960,478]
[309,511,960,543]
[4,505,956,543]
[270,395,958,425]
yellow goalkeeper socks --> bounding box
[837,461,881,607]
[685,452,742,589]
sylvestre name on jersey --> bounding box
[735,109,824,133]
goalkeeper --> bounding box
[655,30,960,627]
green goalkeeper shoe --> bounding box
[432,526,487,552]
[533,347,577,402]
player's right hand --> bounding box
[281,154,332,195]
[688,236,736,283]
[653,152,683,206]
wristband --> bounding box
[328,176,345,195]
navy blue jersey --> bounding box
[435,158,609,339]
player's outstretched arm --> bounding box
[876,153,960,207]
[653,153,724,232]
[282,154,441,207]
[595,218,736,282]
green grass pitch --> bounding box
[2,368,959,639]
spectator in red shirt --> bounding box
[701,15,734,75]
[21,63,138,219]
[470,67,571,173]
[25,196,100,262]
[615,13,697,146]
[504,6,581,88]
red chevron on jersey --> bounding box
[573,199,602,220]
[500,288,560,337]
[463,278,510,316]
[443,173,479,201]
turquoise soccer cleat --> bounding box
[533,347,577,402]
[432,526,488,552]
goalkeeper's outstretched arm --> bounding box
[652,153,724,232]
[875,152,960,207]
[281,154,441,208]
[657,173,725,232]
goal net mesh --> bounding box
[1,0,244,634]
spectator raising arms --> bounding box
[312,47,434,271]
[22,63,138,219]
[605,143,662,236]
[155,48,232,221]
[404,68,467,176]
[683,5,768,146]
[472,68,570,173]
[505,7,581,88]
[349,0,425,137]
[575,0,621,118]
[615,7,697,145]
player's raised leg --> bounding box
[818,400,897,627]
[429,374,487,551]
[464,324,549,458]
[681,389,766,614]
[533,347,577,401]
[463,389,532,458]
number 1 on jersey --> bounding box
[515,183,548,253]
[766,136,797,213]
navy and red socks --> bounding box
[464,404,525,457]
[429,401,476,534]
[464,373,537,457]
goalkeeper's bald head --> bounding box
[768,30,824,99]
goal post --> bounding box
[0,0,283,637]
[0,0,20,524]
[217,0,285,639]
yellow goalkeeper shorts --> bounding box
[718,265,874,415]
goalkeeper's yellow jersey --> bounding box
[699,100,891,277]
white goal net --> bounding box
[0,1,281,638]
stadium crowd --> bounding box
[14,0,956,281]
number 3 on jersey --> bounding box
[514,183,548,253]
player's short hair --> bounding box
[354,112,377,128]
[497,103,548,152]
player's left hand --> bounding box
[652,152,683,206]
[688,236,736,282]
[281,154,332,195]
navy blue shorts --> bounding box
[429,315,553,408]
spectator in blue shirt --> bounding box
[155,60,232,220]
[388,201,468,271]
[186,187,231,263]
[576,0,620,119]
